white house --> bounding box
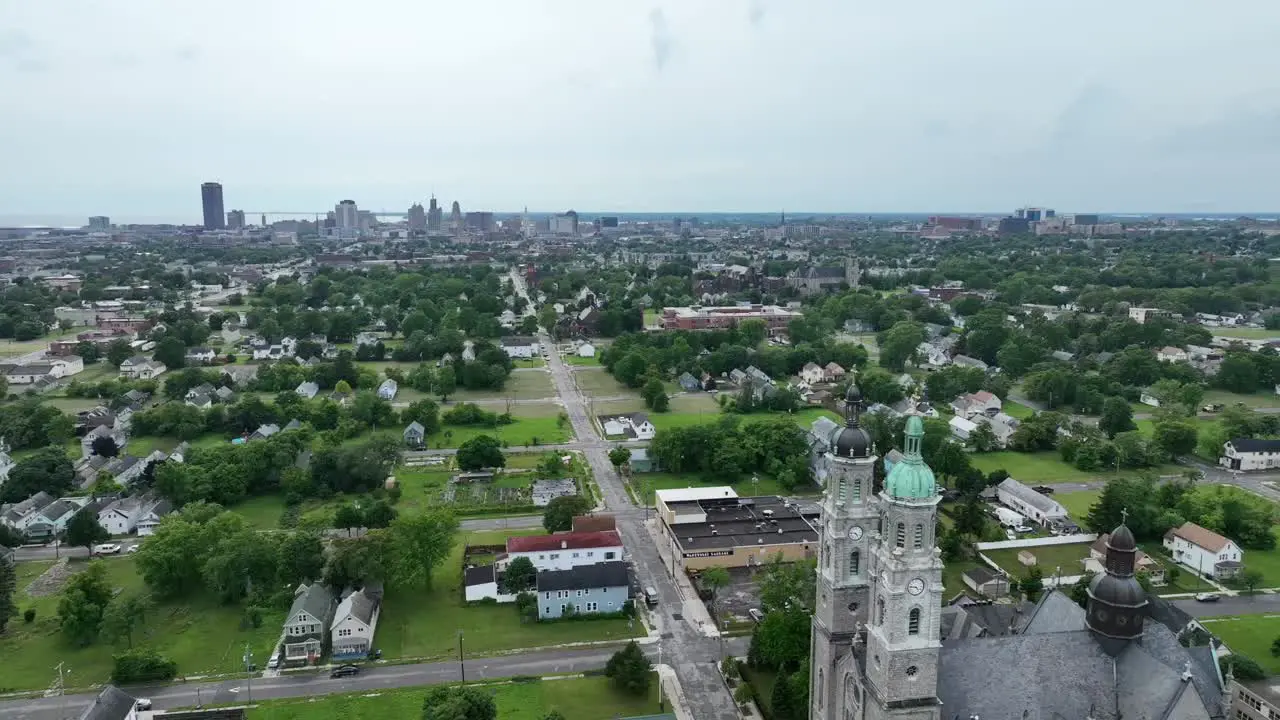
[377,378,398,400]
[951,391,1002,418]
[799,363,825,385]
[916,342,950,369]
[1139,392,1161,408]
[501,530,624,572]
[995,478,1068,525]
[134,498,174,536]
[184,347,217,365]
[577,343,596,358]
[823,362,847,382]
[330,587,381,660]
[50,357,85,377]
[949,416,980,442]
[119,356,166,380]
[463,565,519,603]
[296,381,319,399]
[97,495,149,535]
[598,412,655,441]
[1162,521,1244,579]
[1156,346,1189,363]
[1219,437,1280,471]
[500,336,539,358]
[1128,307,1171,324]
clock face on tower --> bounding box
[847,526,864,541]
[907,578,925,595]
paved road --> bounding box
[0,639,749,720]
[11,541,142,563]
[1173,594,1280,618]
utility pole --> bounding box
[54,662,68,720]
[243,642,253,705]
[457,629,466,684]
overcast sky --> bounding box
[3,0,1279,220]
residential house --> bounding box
[185,384,216,402]
[168,441,190,464]
[77,685,139,720]
[1139,391,1162,408]
[330,587,381,660]
[23,497,90,541]
[502,530,624,572]
[355,332,380,347]
[598,412,656,441]
[184,347,217,365]
[4,363,58,385]
[296,381,320,399]
[677,372,701,392]
[214,386,235,403]
[728,368,748,386]
[1,491,54,530]
[536,561,630,620]
[81,424,128,459]
[1219,437,1280,471]
[282,583,336,666]
[249,423,280,441]
[577,343,596,358]
[1051,350,1076,363]
[986,413,1020,448]
[949,416,980,443]
[377,378,398,400]
[1163,522,1244,579]
[951,355,989,371]
[1186,345,1222,362]
[1156,346,1189,363]
[823,362,846,382]
[799,363,826,385]
[961,566,1010,598]
[996,478,1067,526]
[916,342,950,369]
[0,442,13,488]
[98,455,149,487]
[1085,533,1164,584]
[464,565,517,603]
[185,392,212,409]
[501,336,539,358]
[134,498,173,536]
[1128,307,1172,324]
[118,356,166,380]
[951,391,1002,418]
[699,372,717,391]
[403,421,426,449]
[628,448,658,473]
[97,494,149,535]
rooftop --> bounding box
[667,495,818,552]
[506,530,622,554]
[655,486,738,504]
[536,561,629,592]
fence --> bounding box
[975,533,1097,551]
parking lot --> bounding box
[704,567,764,624]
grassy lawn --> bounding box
[232,494,290,530]
[982,541,1093,579]
[1199,615,1280,674]
[450,372,555,401]
[1202,389,1280,410]
[428,415,572,449]
[632,471,815,505]
[741,666,777,717]
[1055,490,1100,521]
[1003,400,1035,420]
[68,361,119,385]
[575,368,634,396]
[941,559,985,600]
[0,328,83,357]
[374,530,643,661]
[0,558,283,692]
[512,358,546,368]
[1208,327,1280,340]
[1228,528,1280,587]
[564,354,600,366]
[249,675,663,720]
[41,397,107,414]
[643,309,660,328]
[970,451,1182,484]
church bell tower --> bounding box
[810,384,878,720]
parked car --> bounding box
[644,586,659,607]
[267,655,280,669]
[1013,525,1034,534]
[1032,486,1055,495]
[748,608,764,624]
[1202,403,1224,413]
[127,545,140,554]
[1195,593,1221,602]
[330,664,360,678]
[135,699,152,711]
[92,543,121,555]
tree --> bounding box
[1240,569,1265,595]
[334,504,364,536]
[543,494,592,533]
[58,561,114,646]
[543,712,567,720]
[101,593,151,648]
[537,453,566,477]
[90,434,120,458]
[1153,419,1198,458]
[605,640,653,696]
[277,532,325,585]
[422,686,497,720]
[1270,636,1280,658]
[456,435,505,471]
[363,499,398,529]
[153,337,187,370]
[65,509,110,554]
[1098,397,1136,439]
[1019,566,1045,602]
[0,554,15,633]
[1,446,76,503]
[608,446,632,471]
[537,305,558,332]
[1069,572,1095,608]
[878,321,925,372]
[502,556,537,593]
[435,366,456,401]
[968,422,998,452]
[701,566,730,614]
[1222,654,1266,681]
[390,511,458,590]
[771,668,802,720]
[1217,354,1260,394]
[106,339,132,367]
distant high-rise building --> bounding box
[427,196,443,230]
[226,209,246,230]
[450,201,463,230]
[201,182,225,230]
[465,211,494,232]
[407,203,427,232]
[549,210,579,235]
[335,200,359,231]
[87,216,110,231]
[357,210,375,233]
[1072,213,1100,226]
[599,216,619,228]
[260,214,267,227]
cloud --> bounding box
[648,8,673,72]
[0,29,34,57]
[174,45,200,63]
[748,0,765,26]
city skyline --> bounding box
[4,0,1280,217]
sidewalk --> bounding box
[643,518,720,638]
[657,664,695,720]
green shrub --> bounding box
[112,649,178,684]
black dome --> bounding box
[832,426,872,459]
[1108,524,1136,552]
[1088,573,1147,608]
[845,383,863,404]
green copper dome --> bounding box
[886,415,937,499]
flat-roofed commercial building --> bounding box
[660,304,800,331]
[654,487,819,570]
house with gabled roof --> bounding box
[330,587,381,660]
[282,582,336,666]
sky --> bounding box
[3,0,1280,220]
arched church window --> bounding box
[876,596,886,626]
[817,669,824,708]
[908,607,921,635]
[837,479,847,504]
[913,523,924,549]
[851,479,861,501]
[848,550,860,576]
[895,522,906,548]
[824,543,831,569]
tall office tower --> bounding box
[427,196,443,230]
[407,203,427,232]
[450,201,463,230]
[335,200,359,230]
[201,182,225,230]
[87,216,110,231]
[260,214,267,227]
[226,210,246,230]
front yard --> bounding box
[1054,490,1100,521]
[981,542,1094,579]
[1199,615,1280,674]
[970,451,1182,484]
[373,530,644,660]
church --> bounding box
[808,384,1228,720]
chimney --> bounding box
[560,540,567,549]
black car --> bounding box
[1032,485,1055,495]
[330,664,360,678]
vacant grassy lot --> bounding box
[1003,400,1035,419]
[970,452,1182,484]
[1224,527,1280,587]
[429,415,572,449]
[631,471,818,505]
[1199,615,1280,674]
[1054,490,1100,521]
[574,367,634,396]
[0,558,283,692]
[0,328,83,357]
[1208,327,1280,340]
[1202,389,1280,410]
[373,530,642,660]
[983,541,1093,579]
[591,393,715,418]
[564,354,600,366]
[41,397,107,414]
[249,675,663,720]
